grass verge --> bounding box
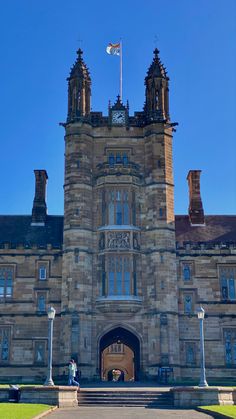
[199,405,236,418]
[0,403,54,419]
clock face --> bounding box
[112,111,126,125]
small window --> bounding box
[108,343,124,353]
[34,340,46,365]
[159,208,163,217]
[39,266,47,281]
[0,327,10,362]
[74,250,79,263]
[184,294,193,314]
[183,264,191,281]
[37,294,46,312]
[186,343,196,365]
[0,267,13,299]
[224,330,236,366]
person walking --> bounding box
[68,359,79,386]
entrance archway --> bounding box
[99,327,140,381]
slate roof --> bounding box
[175,215,236,244]
[0,214,235,248]
[0,215,63,248]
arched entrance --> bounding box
[99,327,140,381]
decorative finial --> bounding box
[153,48,160,58]
[77,48,83,59]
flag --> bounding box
[106,42,120,56]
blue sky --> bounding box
[0,0,235,215]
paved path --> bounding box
[48,406,214,418]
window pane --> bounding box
[183,265,191,281]
[221,278,228,300]
[6,287,12,297]
[225,333,232,365]
[116,272,122,294]
[0,287,4,297]
[109,154,115,165]
[184,295,192,314]
[1,329,10,361]
[123,203,129,224]
[124,272,130,295]
[39,267,47,280]
[38,296,46,311]
[108,272,115,295]
[116,202,122,225]
[123,153,128,165]
[229,279,235,300]
[108,203,114,224]
[116,257,122,294]
[116,153,122,163]
[186,345,194,364]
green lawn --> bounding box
[0,403,54,419]
[200,405,236,418]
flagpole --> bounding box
[120,40,122,101]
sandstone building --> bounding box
[0,48,235,383]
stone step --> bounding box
[78,390,173,407]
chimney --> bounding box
[187,170,205,225]
[31,170,48,226]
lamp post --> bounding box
[44,306,56,386]
[197,306,208,387]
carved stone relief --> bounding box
[107,232,130,249]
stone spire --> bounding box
[67,49,91,122]
[144,48,170,122]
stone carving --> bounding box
[99,233,105,250]
[107,232,130,249]
[133,233,140,250]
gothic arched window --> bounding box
[107,190,132,226]
[106,255,133,296]
[220,267,236,301]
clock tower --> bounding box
[61,48,180,381]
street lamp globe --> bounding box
[47,306,56,320]
[197,306,205,320]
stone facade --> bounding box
[0,48,235,383]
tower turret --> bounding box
[67,48,91,122]
[144,48,170,122]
